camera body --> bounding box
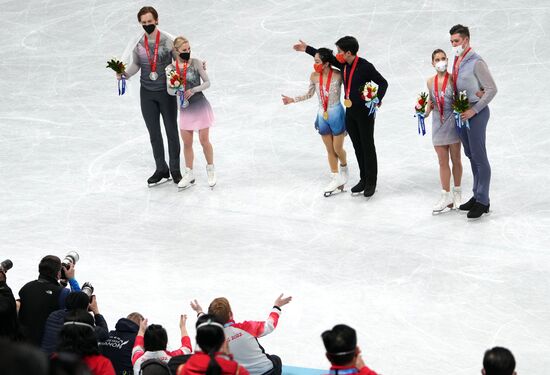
[81,282,95,302]
[0,259,13,273]
[60,251,79,279]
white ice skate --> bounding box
[340,164,349,185]
[432,190,453,214]
[324,172,346,197]
[177,168,195,190]
[452,186,462,210]
[206,164,216,188]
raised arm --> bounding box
[472,59,497,113]
[294,40,343,70]
[233,294,292,338]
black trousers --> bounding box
[140,87,180,173]
[261,354,282,375]
[345,108,377,186]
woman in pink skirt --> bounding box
[166,36,216,189]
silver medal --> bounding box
[149,72,158,81]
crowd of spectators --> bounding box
[0,255,517,375]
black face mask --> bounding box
[179,52,190,61]
[142,24,156,34]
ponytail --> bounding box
[205,349,222,375]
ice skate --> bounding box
[340,164,349,185]
[206,164,216,189]
[452,186,462,210]
[324,173,346,197]
[147,170,171,187]
[432,190,453,214]
[177,168,195,190]
[467,202,490,219]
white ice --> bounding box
[2,0,550,374]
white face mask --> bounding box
[435,60,448,72]
[452,44,464,57]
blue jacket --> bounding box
[41,309,109,355]
[99,318,139,375]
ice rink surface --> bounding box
[2,0,550,373]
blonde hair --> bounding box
[174,36,189,49]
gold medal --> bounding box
[323,111,329,120]
[344,99,352,108]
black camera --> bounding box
[0,259,13,273]
[81,282,94,302]
[60,251,79,279]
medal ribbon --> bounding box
[319,69,333,114]
[452,47,471,93]
[144,30,161,75]
[434,72,449,125]
[175,59,188,90]
[175,59,188,107]
[343,56,359,101]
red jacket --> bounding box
[177,352,250,375]
[82,354,115,375]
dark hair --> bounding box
[335,36,359,55]
[317,48,333,64]
[39,255,61,279]
[431,49,446,61]
[144,324,168,352]
[196,314,226,375]
[49,352,93,375]
[449,24,470,39]
[0,339,49,375]
[483,347,516,375]
[137,6,159,22]
[140,358,171,375]
[65,292,90,311]
[321,324,357,366]
[58,310,99,356]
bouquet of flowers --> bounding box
[414,92,429,136]
[360,81,379,116]
[106,58,127,96]
[452,90,470,129]
[167,69,188,108]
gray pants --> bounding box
[140,87,180,173]
[459,106,491,205]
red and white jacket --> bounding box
[223,306,281,375]
[131,335,192,374]
[177,352,250,375]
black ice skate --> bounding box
[147,170,171,187]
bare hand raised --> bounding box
[281,95,295,105]
[293,39,307,52]
[274,293,292,308]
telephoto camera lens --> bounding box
[0,259,13,272]
[61,251,79,279]
[62,251,80,267]
[81,282,94,301]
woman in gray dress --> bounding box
[425,49,463,213]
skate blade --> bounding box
[177,180,196,191]
[147,177,172,188]
[324,186,346,197]
[208,181,217,190]
[467,210,491,221]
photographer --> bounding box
[18,255,81,346]
[42,291,109,355]
[0,263,19,341]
